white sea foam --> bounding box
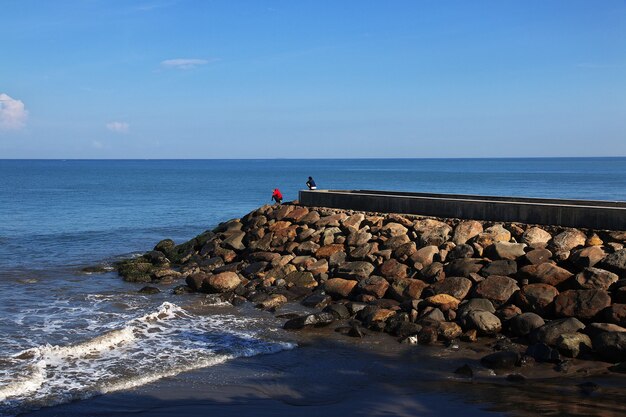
[0,301,295,416]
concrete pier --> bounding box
[299,190,626,230]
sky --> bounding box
[1,0,625,158]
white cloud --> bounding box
[106,121,129,133]
[160,58,210,70]
[0,93,28,130]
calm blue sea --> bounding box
[1,157,625,415]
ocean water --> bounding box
[1,158,625,415]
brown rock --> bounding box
[284,271,318,288]
[586,233,604,246]
[414,219,452,246]
[307,259,329,276]
[485,242,527,260]
[438,322,463,340]
[410,245,439,267]
[388,278,428,301]
[381,222,409,237]
[574,267,618,290]
[551,229,587,253]
[325,278,358,298]
[522,227,552,249]
[342,213,365,230]
[265,264,297,281]
[346,229,372,246]
[444,258,483,277]
[605,304,626,327]
[349,242,379,261]
[283,206,309,222]
[380,259,408,280]
[315,244,345,259]
[269,220,292,232]
[474,224,511,247]
[271,205,295,220]
[570,246,607,268]
[336,261,375,280]
[357,275,390,298]
[315,213,348,228]
[524,248,553,265]
[516,283,559,316]
[394,242,417,262]
[295,241,321,256]
[383,234,411,250]
[300,210,321,224]
[426,294,460,310]
[202,272,241,293]
[473,275,519,307]
[519,263,573,286]
[256,294,288,310]
[452,220,483,245]
[420,262,445,282]
[430,276,473,300]
[554,289,612,320]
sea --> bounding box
[1,158,625,415]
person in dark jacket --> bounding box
[306,176,317,190]
[271,188,283,204]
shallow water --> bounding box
[1,158,626,415]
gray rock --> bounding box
[593,332,626,363]
[530,317,585,346]
[464,310,502,334]
[336,261,375,280]
[601,249,626,274]
[556,333,592,358]
[509,312,545,337]
[457,298,496,318]
[430,276,473,300]
[574,267,618,290]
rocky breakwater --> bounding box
[116,203,626,374]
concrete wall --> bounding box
[299,190,626,230]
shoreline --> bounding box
[23,322,626,417]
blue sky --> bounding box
[1,0,625,158]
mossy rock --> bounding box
[117,259,155,282]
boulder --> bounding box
[380,259,408,280]
[452,220,483,245]
[325,278,358,298]
[388,278,428,301]
[551,229,587,253]
[570,246,607,268]
[457,298,496,318]
[473,275,519,307]
[283,312,335,329]
[357,275,390,299]
[481,351,520,370]
[508,312,545,337]
[410,245,439,267]
[574,267,618,290]
[337,261,375,280]
[300,211,321,225]
[329,251,347,268]
[430,276,473,300]
[474,224,511,247]
[530,317,586,346]
[265,264,297,281]
[553,289,611,320]
[282,206,310,222]
[605,304,626,327]
[315,213,348,228]
[349,242,379,261]
[485,242,526,261]
[421,262,445,282]
[556,333,592,358]
[438,321,463,340]
[522,227,552,249]
[524,248,553,265]
[284,271,318,289]
[346,229,372,247]
[601,249,626,274]
[315,244,345,259]
[222,231,246,251]
[307,259,329,276]
[295,241,321,256]
[202,272,241,293]
[516,283,559,316]
[447,244,474,261]
[593,332,626,363]
[324,303,351,319]
[381,222,408,237]
[414,219,452,246]
[394,242,417,262]
[301,292,332,309]
[257,294,288,310]
[342,213,365,230]
[519,263,573,286]
[481,260,517,277]
[464,310,502,335]
[383,234,411,250]
[444,258,483,277]
[525,343,561,363]
[425,293,460,310]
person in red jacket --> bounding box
[271,188,283,205]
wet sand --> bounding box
[24,321,626,417]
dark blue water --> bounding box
[1,158,625,415]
